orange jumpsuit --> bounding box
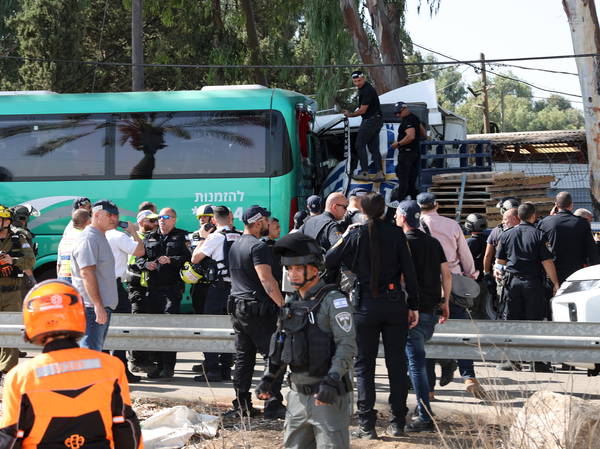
[0,339,143,449]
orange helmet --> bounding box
[23,280,86,345]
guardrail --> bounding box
[2,313,600,364]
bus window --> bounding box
[0,115,108,180]
[114,111,270,179]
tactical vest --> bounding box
[302,214,335,249]
[202,229,242,282]
[0,233,24,279]
[268,285,337,377]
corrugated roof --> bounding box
[468,129,585,145]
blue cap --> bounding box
[349,187,370,197]
[397,200,421,228]
[394,101,407,113]
[416,192,436,207]
[242,205,270,224]
[306,195,323,213]
[92,199,119,216]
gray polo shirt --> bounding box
[71,225,118,310]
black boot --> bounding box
[353,409,378,439]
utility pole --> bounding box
[563,0,600,216]
[480,52,491,134]
[131,0,144,91]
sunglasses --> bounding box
[146,218,158,223]
[159,215,173,220]
[336,204,348,209]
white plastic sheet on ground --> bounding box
[141,405,220,449]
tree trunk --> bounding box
[339,0,391,93]
[365,0,408,89]
[239,0,268,86]
[131,0,144,91]
[563,0,600,216]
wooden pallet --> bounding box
[432,171,525,183]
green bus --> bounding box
[0,86,316,283]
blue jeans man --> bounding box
[405,312,437,423]
[80,307,112,351]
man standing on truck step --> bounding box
[343,71,385,182]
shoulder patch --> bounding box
[333,297,348,309]
[22,243,31,248]
[335,311,353,333]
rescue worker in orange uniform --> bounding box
[0,280,143,449]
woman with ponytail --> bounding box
[326,191,419,439]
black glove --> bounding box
[316,374,341,404]
[483,272,495,294]
[255,374,275,400]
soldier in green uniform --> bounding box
[10,204,39,292]
[0,205,36,379]
[256,232,356,449]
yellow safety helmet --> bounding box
[180,261,204,284]
[0,204,13,220]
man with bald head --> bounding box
[136,207,190,378]
[538,191,599,284]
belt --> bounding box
[0,284,21,293]
[290,382,321,395]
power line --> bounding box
[407,63,458,78]
[491,62,578,76]
[2,51,600,69]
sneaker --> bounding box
[222,405,261,418]
[353,171,371,181]
[352,426,378,440]
[264,404,286,420]
[193,371,222,383]
[496,361,521,371]
[406,417,434,433]
[439,360,457,386]
[370,171,385,182]
[129,363,155,374]
[385,422,405,437]
[465,378,488,400]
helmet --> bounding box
[465,213,488,233]
[0,204,13,220]
[195,204,214,218]
[180,261,204,284]
[10,203,40,225]
[273,233,324,268]
[23,280,86,345]
[496,197,520,214]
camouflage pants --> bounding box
[284,389,351,449]
[0,288,22,373]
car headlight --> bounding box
[555,280,600,296]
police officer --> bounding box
[343,71,384,182]
[227,205,285,419]
[0,204,35,380]
[326,192,419,439]
[465,213,489,319]
[190,205,241,382]
[136,207,190,378]
[390,102,426,202]
[256,232,356,448]
[537,191,599,284]
[189,204,215,315]
[127,210,159,374]
[495,203,560,371]
[340,187,368,229]
[0,280,142,448]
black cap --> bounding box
[349,187,369,197]
[293,210,308,229]
[92,199,119,216]
[242,205,270,224]
[351,70,364,79]
[306,195,323,213]
[397,200,421,228]
[273,232,324,267]
[72,197,91,210]
[394,101,407,113]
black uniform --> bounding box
[394,113,421,201]
[326,221,419,430]
[300,212,342,283]
[262,237,283,285]
[356,81,383,173]
[467,233,487,282]
[496,223,553,320]
[537,210,599,283]
[228,234,283,414]
[136,227,190,375]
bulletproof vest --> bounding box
[269,285,337,377]
[302,214,335,250]
[204,229,242,282]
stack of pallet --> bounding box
[428,171,555,226]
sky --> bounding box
[403,0,599,108]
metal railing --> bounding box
[3,313,600,364]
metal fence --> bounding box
[2,313,600,364]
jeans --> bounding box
[356,116,383,172]
[405,312,436,422]
[80,306,112,351]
